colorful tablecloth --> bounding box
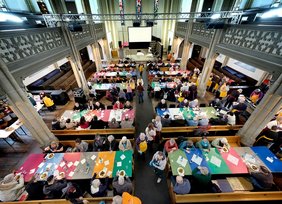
[168,146,282,176]
[156,107,218,120]
[151,82,177,89]
[17,151,133,182]
[61,109,135,123]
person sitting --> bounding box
[121,192,142,204]
[226,112,236,125]
[104,135,118,151]
[65,183,87,204]
[87,100,94,110]
[25,174,45,200]
[94,102,105,110]
[42,94,56,111]
[187,117,199,126]
[196,136,211,152]
[120,115,134,128]
[192,166,212,193]
[51,118,64,130]
[173,176,191,195]
[93,134,105,152]
[79,116,90,129]
[0,173,25,202]
[90,175,108,197]
[65,118,77,130]
[266,116,282,131]
[73,102,86,111]
[232,96,247,113]
[209,98,223,110]
[253,126,279,147]
[211,137,230,150]
[73,138,89,152]
[44,140,64,153]
[164,138,178,153]
[108,118,120,129]
[198,115,209,126]
[159,76,166,83]
[189,99,199,108]
[43,175,67,199]
[179,139,195,152]
[112,176,133,196]
[113,101,124,110]
[157,99,168,110]
[90,116,107,129]
[119,136,132,151]
[161,114,172,127]
[179,99,189,108]
[248,165,274,190]
[123,101,133,110]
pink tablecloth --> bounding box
[56,153,81,179]
[220,148,248,174]
[17,154,44,182]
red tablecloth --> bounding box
[56,153,81,179]
[220,148,248,174]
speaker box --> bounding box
[133,21,140,27]
[146,21,154,27]
[51,90,70,105]
[68,23,83,32]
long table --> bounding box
[168,146,282,176]
[95,71,137,78]
[149,70,190,76]
[92,83,129,91]
[151,82,177,89]
[156,107,218,120]
[61,109,135,123]
[17,151,133,182]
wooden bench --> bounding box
[161,125,243,138]
[52,128,135,140]
[4,197,113,204]
[163,135,241,147]
[168,182,282,203]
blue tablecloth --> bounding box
[184,148,211,173]
[251,146,282,173]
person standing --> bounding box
[149,151,167,183]
[137,82,144,104]
[224,89,242,109]
[138,64,144,77]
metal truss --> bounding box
[43,11,243,27]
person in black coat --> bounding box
[104,135,118,151]
[25,174,46,200]
[65,183,87,204]
[157,99,168,110]
[94,102,105,110]
[90,116,107,129]
[43,175,67,199]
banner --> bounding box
[119,0,125,25]
[136,0,142,19]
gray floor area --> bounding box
[134,71,171,204]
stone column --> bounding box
[0,59,56,147]
[103,39,111,61]
[198,29,223,98]
[92,42,103,72]
[199,47,208,59]
[82,0,92,14]
[60,26,89,96]
[212,0,224,11]
[180,40,192,70]
[68,57,82,88]
[221,56,230,67]
[238,74,282,146]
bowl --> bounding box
[99,170,106,178]
[47,153,54,159]
[177,167,184,176]
[222,147,228,152]
[251,164,259,171]
[119,170,125,177]
[40,172,48,180]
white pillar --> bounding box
[91,42,102,72]
[238,74,282,146]
[0,59,56,147]
[180,40,192,70]
[222,56,230,67]
[68,57,82,88]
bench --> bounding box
[163,135,241,147]
[4,197,113,204]
[161,125,243,138]
[168,182,282,203]
[51,128,135,140]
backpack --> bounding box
[139,141,148,152]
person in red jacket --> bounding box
[113,100,124,110]
[164,138,178,153]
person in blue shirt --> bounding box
[186,117,199,126]
[196,136,211,152]
[179,139,195,152]
[172,176,191,194]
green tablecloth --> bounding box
[112,150,133,177]
[72,110,88,121]
[168,149,192,176]
[203,148,231,174]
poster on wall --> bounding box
[136,0,142,19]
[119,0,125,25]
